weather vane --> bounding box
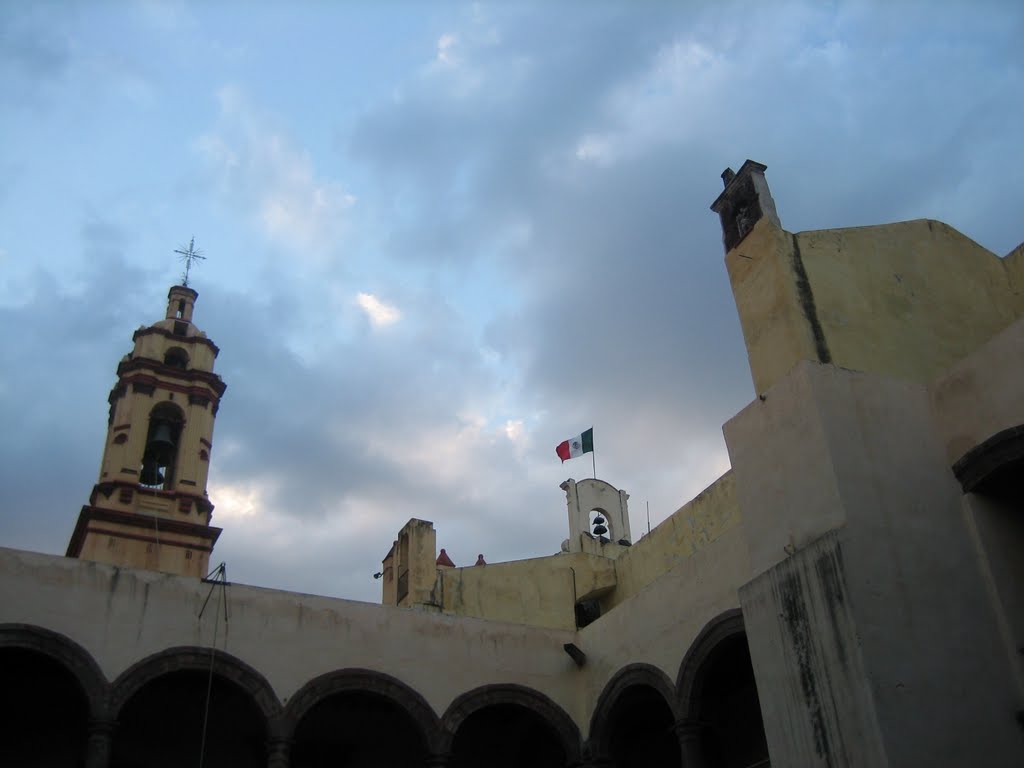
[174,236,206,287]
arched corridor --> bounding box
[0,647,90,767]
[290,689,429,767]
[450,703,566,768]
[677,612,769,768]
[112,668,267,768]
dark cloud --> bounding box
[3,1,1022,604]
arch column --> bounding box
[85,718,116,768]
[266,736,290,768]
[673,718,703,768]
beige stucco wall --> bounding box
[601,470,739,613]
[0,547,579,722]
[726,217,819,394]
[1003,240,1024,311]
[578,523,751,734]
[730,359,1024,767]
[433,552,616,631]
[798,219,1019,384]
[928,316,1024,465]
[728,217,1021,395]
[75,518,210,578]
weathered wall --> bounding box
[725,217,820,394]
[432,552,616,631]
[1004,240,1024,311]
[0,547,579,722]
[928,316,1024,465]
[727,217,1021,395]
[798,219,1019,385]
[601,470,739,613]
[740,530,888,768]
[577,524,751,735]
[730,361,1024,768]
[724,362,849,578]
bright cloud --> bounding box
[436,33,458,65]
[355,292,401,328]
[196,86,356,255]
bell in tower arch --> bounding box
[145,423,175,465]
[139,404,184,489]
[139,458,164,487]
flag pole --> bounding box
[592,449,596,479]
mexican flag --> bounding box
[556,428,594,463]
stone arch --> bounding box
[283,667,440,750]
[0,623,108,719]
[953,424,1024,504]
[588,663,679,758]
[676,608,745,714]
[676,608,769,768]
[109,645,281,724]
[439,683,581,763]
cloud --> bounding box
[436,33,458,66]
[2,1,1022,607]
[196,86,356,256]
[355,292,401,328]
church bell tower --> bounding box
[66,284,227,578]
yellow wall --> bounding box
[726,219,819,394]
[433,552,616,631]
[798,219,1020,384]
[414,472,739,631]
[729,218,1022,394]
[77,519,210,578]
[1004,240,1024,313]
[601,470,739,613]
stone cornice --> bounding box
[66,504,222,557]
[132,325,220,356]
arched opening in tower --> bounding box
[140,402,185,490]
[0,648,89,766]
[290,690,429,767]
[589,508,611,540]
[451,703,566,768]
[112,669,266,768]
[694,633,769,768]
[605,684,681,768]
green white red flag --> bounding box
[556,428,594,463]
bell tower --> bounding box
[66,284,227,578]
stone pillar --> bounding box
[84,719,116,768]
[674,719,703,768]
[267,737,290,768]
[570,746,613,768]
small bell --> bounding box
[145,423,176,465]
[592,515,606,526]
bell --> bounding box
[139,459,164,486]
[145,423,175,465]
[593,524,608,536]
[592,515,606,526]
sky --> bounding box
[1,0,1021,603]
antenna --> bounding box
[174,236,206,287]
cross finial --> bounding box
[174,236,206,287]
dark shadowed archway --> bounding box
[110,647,280,768]
[677,610,769,768]
[285,669,439,767]
[0,625,108,767]
[441,684,581,768]
[588,663,681,767]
